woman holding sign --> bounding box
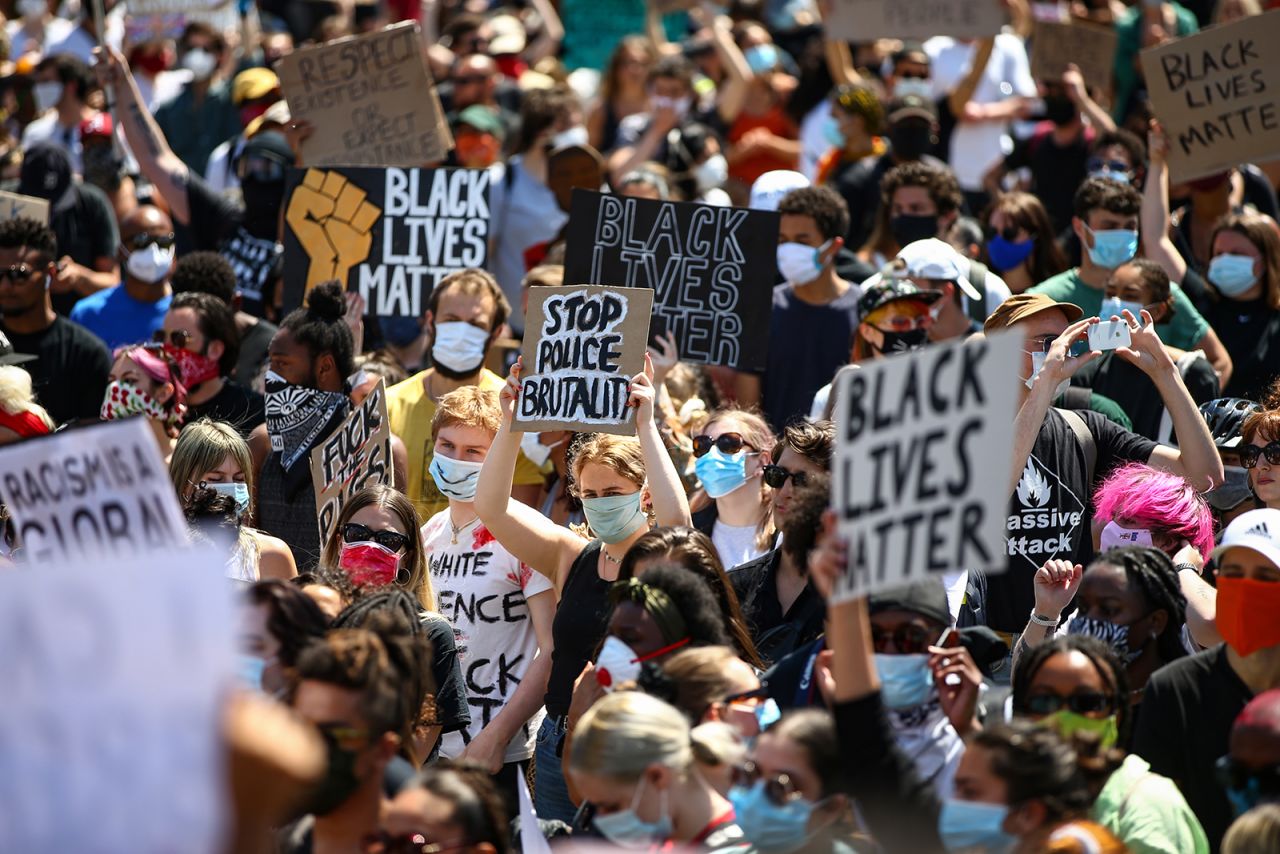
[475,354,691,823]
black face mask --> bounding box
[296,738,364,818]
[240,176,285,239]
[82,145,124,190]
[890,124,933,161]
[890,213,938,247]
[873,327,930,354]
[1043,93,1077,127]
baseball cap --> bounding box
[0,330,36,366]
[870,579,950,627]
[17,142,75,214]
[79,112,113,140]
[749,170,810,212]
[983,293,1083,334]
[887,93,936,124]
[1212,509,1280,569]
[897,238,981,302]
[245,100,291,138]
[488,14,527,56]
[455,104,506,139]
[858,275,942,322]
[232,67,280,105]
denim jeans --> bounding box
[533,714,578,824]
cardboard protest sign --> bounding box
[827,0,1005,41]
[310,378,393,544]
[1140,11,1280,182]
[277,21,452,168]
[0,546,232,853]
[127,0,238,41]
[282,166,490,320]
[1031,20,1119,94]
[515,286,654,434]
[563,190,778,373]
[830,332,1021,601]
[0,419,188,563]
[0,189,50,224]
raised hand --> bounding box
[499,357,522,426]
[1034,559,1083,620]
[929,641,983,736]
[627,352,657,428]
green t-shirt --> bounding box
[1028,269,1208,350]
[1092,754,1209,854]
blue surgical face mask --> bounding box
[986,234,1035,272]
[235,653,267,691]
[1084,227,1138,269]
[581,491,647,544]
[430,452,485,501]
[208,481,251,517]
[744,43,779,75]
[1099,296,1145,325]
[593,775,672,848]
[937,798,1016,852]
[1208,253,1259,297]
[822,115,846,149]
[729,782,813,853]
[695,446,750,499]
[1090,168,1131,185]
[874,652,934,710]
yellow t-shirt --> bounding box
[387,369,546,521]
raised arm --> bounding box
[524,0,564,64]
[707,12,751,125]
[93,46,191,224]
[1011,559,1081,669]
[631,352,691,527]
[824,39,861,89]
[947,37,996,122]
[1141,121,1188,284]
[1063,64,1116,134]
[474,360,589,589]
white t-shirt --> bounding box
[423,511,554,764]
[7,17,74,59]
[798,100,829,182]
[487,156,568,334]
[925,33,1036,191]
[712,519,767,570]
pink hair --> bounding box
[114,344,186,406]
[1093,462,1215,562]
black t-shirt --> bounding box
[235,316,276,386]
[188,380,265,436]
[1,315,111,425]
[50,183,120,316]
[829,152,947,252]
[1203,295,1280,402]
[1071,351,1219,442]
[185,174,282,316]
[729,549,825,667]
[991,409,1156,633]
[761,283,860,432]
[1133,645,1255,851]
[1004,124,1092,233]
[546,541,614,718]
[421,611,470,735]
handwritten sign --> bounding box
[310,379,393,545]
[0,190,50,224]
[282,166,490,321]
[0,419,188,563]
[1031,20,1119,94]
[830,332,1020,601]
[277,21,452,168]
[127,0,238,41]
[827,0,1005,40]
[563,190,777,372]
[1140,11,1280,182]
[0,545,232,853]
[516,286,653,434]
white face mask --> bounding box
[181,48,218,80]
[18,0,47,21]
[776,240,830,286]
[1025,350,1069,398]
[32,80,63,113]
[126,242,175,284]
[551,125,589,149]
[519,431,563,468]
[650,94,692,120]
[432,321,490,374]
[594,635,642,692]
[694,154,728,193]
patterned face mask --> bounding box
[100,380,168,422]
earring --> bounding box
[395,566,411,586]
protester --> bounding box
[153,22,241,177]
[171,250,276,387]
[78,113,136,223]
[240,579,329,695]
[0,363,53,445]
[898,237,1009,343]
[851,276,940,361]
[1202,398,1265,527]
[205,68,282,195]
[101,342,186,450]
[7,0,74,58]
[861,160,964,269]
[22,54,96,174]
[161,291,264,434]
[587,36,656,153]
[374,763,510,854]
[1241,405,1280,511]
[983,192,1070,295]
[1221,690,1280,822]
[691,408,776,569]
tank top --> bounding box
[545,540,615,717]
[257,454,322,570]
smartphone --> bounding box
[937,627,958,648]
[648,314,667,349]
[1088,319,1133,351]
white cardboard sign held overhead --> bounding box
[0,418,189,563]
[830,332,1021,601]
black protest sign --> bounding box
[0,419,188,563]
[830,332,1021,601]
[282,166,490,320]
[515,286,653,434]
[563,190,778,372]
[310,379,393,545]
[1140,10,1280,181]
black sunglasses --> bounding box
[692,432,757,458]
[0,264,40,283]
[1240,442,1280,470]
[1023,691,1114,716]
[762,464,808,489]
[126,232,176,251]
[732,761,802,806]
[990,225,1024,243]
[342,522,411,553]
[871,623,935,655]
[153,329,191,349]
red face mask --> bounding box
[339,541,402,588]
[455,132,500,168]
[130,49,172,76]
[163,343,220,388]
[239,102,270,130]
[1216,576,1280,657]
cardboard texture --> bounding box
[310,378,393,545]
[278,21,453,168]
[281,166,491,320]
[516,285,654,434]
[563,190,778,373]
[1031,20,1119,94]
[0,190,50,224]
[827,0,1005,41]
[1140,11,1280,182]
[830,332,1021,601]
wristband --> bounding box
[1175,562,1201,577]
[1029,610,1060,628]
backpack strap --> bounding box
[965,260,990,326]
[1056,407,1096,488]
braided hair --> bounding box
[1093,545,1187,666]
[1013,635,1132,745]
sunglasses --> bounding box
[1023,691,1114,716]
[989,225,1025,243]
[1028,334,1088,357]
[0,264,40,283]
[762,464,808,489]
[237,154,286,182]
[361,832,464,854]
[898,71,928,80]
[692,432,757,458]
[1087,158,1130,175]
[153,329,191,349]
[342,522,411,553]
[126,232,176,251]
[873,314,930,333]
[1240,442,1280,470]
[871,623,935,655]
[732,762,803,806]
[316,722,371,751]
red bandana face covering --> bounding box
[164,343,220,388]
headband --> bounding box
[609,577,689,646]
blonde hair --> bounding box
[319,484,436,612]
[569,433,646,496]
[431,386,502,439]
[570,692,693,782]
[0,365,54,430]
[170,419,255,514]
[1224,803,1280,854]
[703,408,777,550]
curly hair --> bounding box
[778,186,852,243]
[407,762,510,854]
[610,563,731,650]
[864,161,963,257]
[171,251,237,304]
[0,216,57,262]
[281,280,355,379]
[246,579,330,667]
[780,419,835,468]
[971,720,1095,822]
[294,625,415,740]
[1091,546,1188,666]
[834,83,885,136]
[1073,177,1141,222]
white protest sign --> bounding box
[0,546,233,853]
[830,332,1021,600]
[310,378,393,546]
[0,418,189,563]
